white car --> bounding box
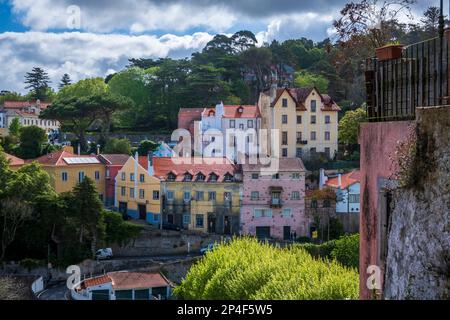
[95,248,113,260]
[200,243,218,255]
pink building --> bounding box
[240,158,309,240]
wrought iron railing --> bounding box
[365,36,449,122]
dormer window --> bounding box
[209,173,218,182]
[311,100,317,112]
[184,173,193,182]
[224,173,233,182]
[167,172,176,181]
[238,106,243,113]
[196,173,205,182]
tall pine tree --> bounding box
[59,73,72,89]
[24,67,51,101]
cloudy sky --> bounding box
[0,0,440,93]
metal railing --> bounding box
[365,36,449,122]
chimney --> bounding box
[319,168,328,190]
[96,144,100,155]
[338,174,342,188]
[147,152,154,176]
[269,83,277,103]
[77,144,81,156]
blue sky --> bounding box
[0,0,440,93]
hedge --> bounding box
[174,237,359,300]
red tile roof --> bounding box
[33,150,100,166]
[4,153,25,166]
[148,156,238,182]
[81,275,111,289]
[108,272,170,290]
[242,158,306,172]
[3,101,51,110]
[98,154,131,166]
[202,105,260,119]
[325,170,361,189]
[267,87,340,111]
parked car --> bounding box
[200,243,218,255]
[95,248,113,260]
[160,222,181,231]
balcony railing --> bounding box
[297,139,308,145]
[365,35,449,122]
[270,198,282,208]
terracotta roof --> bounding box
[178,108,204,116]
[4,153,25,166]
[268,87,340,111]
[202,105,261,119]
[149,156,238,182]
[33,150,100,166]
[3,101,51,110]
[242,158,306,172]
[325,170,361,189]
[108,272,170,290]
[81,275,111,289]
[98,154,131,166]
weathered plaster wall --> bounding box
[358,120,413,299]
[384,106,450,299]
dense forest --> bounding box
[1,2,443,135]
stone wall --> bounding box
[111,229,223,257]
[384,106,450,299]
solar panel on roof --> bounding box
[63,157,100,165]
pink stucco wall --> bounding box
[358,120,413,300]
[240,170,308,240]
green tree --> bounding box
[294,71,330,93]
[338,108,367,146]
[24,67,51,101]
[108,67,150,128]
[104,138,131,155]
[174,238,359,300]
[103,211,142,246]
[0,159,54,260]
[137,140,158,156]
[66,177,105,256]
[58,73,72,89]
[8,118,21,137]
[18,126,47,159]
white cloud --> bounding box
[11,0,236,33]
[256,13,337,43]
[0,31,214,93]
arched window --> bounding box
[196,173,205,182]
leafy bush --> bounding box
[331,234,359,269]
[103,210,143,246]
[174,238,359,300]
[19,259,44,272]
[297,234,359,269]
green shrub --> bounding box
[103,210,143,246]
[174,238,358,300]
[297,234,359,270]
[19,259,44,272]
[331,234,359,269]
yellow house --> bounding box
[258,87,340,160]
[33,149,106,199]
[153,157,241,235]
[114,155,162,225]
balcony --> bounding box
[269,198,282,208]
[296,139,308,145]
[365,33,449,122]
